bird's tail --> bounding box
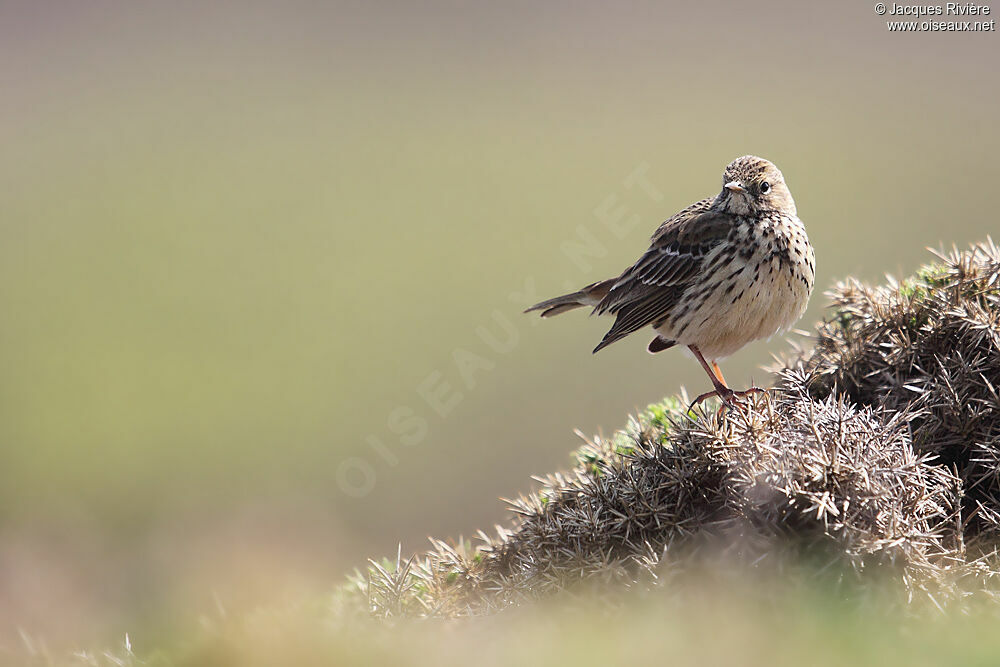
[524,279,615,318]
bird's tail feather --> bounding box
[524,279,614,318]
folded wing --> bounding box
[592,199,733,352]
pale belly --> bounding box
[655,239,814,361]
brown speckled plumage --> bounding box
[526,156,815,406]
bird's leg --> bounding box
[688,349,768,413]
[688,346,736,409]
[717,362,768,401]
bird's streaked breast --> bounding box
[654,212,814,360]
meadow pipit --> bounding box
[526,155,815,407]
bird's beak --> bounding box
[724,181,745,194]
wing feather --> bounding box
[592,198,734,352]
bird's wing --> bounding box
[592,198,734,352]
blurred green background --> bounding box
[1,0,997,652]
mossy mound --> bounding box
[340,240,1000,619]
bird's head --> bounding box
[716,156,796,217]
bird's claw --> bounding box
[688,386,769,418]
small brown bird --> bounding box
[526,156,815,407]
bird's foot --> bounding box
[730,386,768,401]
[688,386,769,417]
[688,388,729,411]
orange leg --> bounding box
[688,346,734,407]
[688,346,767,412]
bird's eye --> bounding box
[760,182,771,194]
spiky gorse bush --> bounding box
[795,239,1000,548]
[340,240,1000,619]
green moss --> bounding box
[916,264,950,288]
[644,395,691,431]
[898,279,928,302]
